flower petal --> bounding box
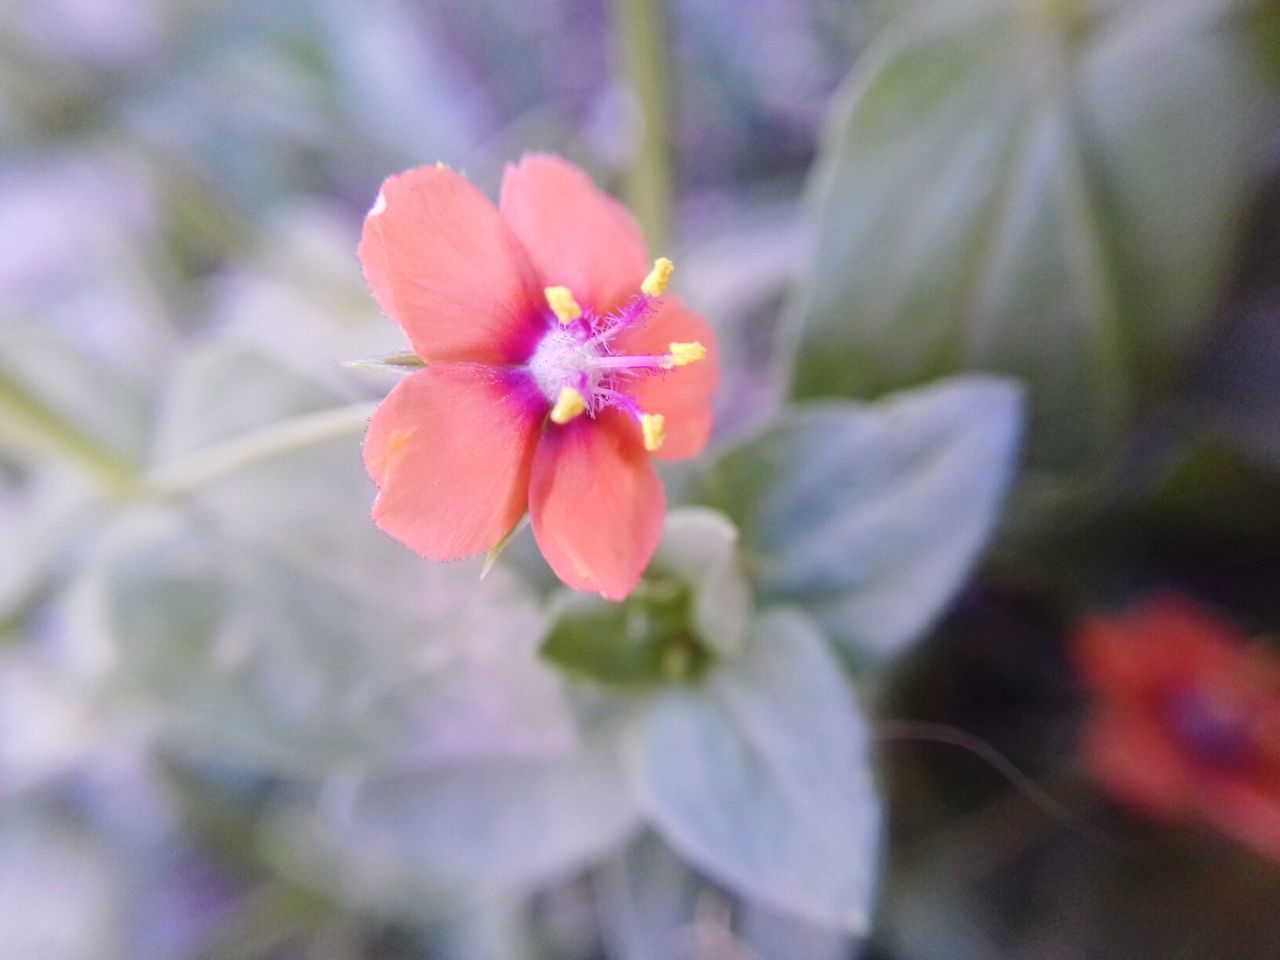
[1206,778,1280,863]
[364,364,543,560]
[1083,712,1190,821]
[360,165,542,364]
[615,295,719,460]
[530,409,665,600]
[499,154,650,313]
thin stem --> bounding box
[614,0,674,251]
[0,367,136,496]
[878,719,1112,878]
[144,402,376,499]
[877,720,1104,844]
[201,885,323,960]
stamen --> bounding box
[640,413,666,452]
[596,388,640,418]
[641,257,674,297]
[549,386,587,424]
[586,354,670,372]
[529,279,699,432]
[667,341,706,367]
[545,286,583,324]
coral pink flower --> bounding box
[358,155,717,601]
[1074,595,1280,862]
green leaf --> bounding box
[0,323,148,462]
[0,322,145,491]
[541,509,752,686]
[625,609,881,931]
[429,899,536,960]
[597,831,856,960]
[542,588,703,688]
[596,833,707,960]
[0,650,96,793]
[148,343,407,591]
[90,507,565,775]
[265,729,641,912]
[790,0,1268,504]
[702,377,1021,660]
[648,508,752,660]
[0,804,123,960]
[739,899,857,960]
[149,341,339,460]
[0,469,97,623]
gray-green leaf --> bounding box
[789,0,1267,504]
[89,508,566,774]
[266,730,641,912]
[625,609,881,931]
[702,377,1021,660]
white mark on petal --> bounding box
[369,191,387,216]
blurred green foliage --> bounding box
[790,0,1272,522]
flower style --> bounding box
[1073,595,1280,861]
[358,155,717,601]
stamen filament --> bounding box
[586,354,671,372]
[596,388,640,418]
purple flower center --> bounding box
[1164,685,1256,770]
[527,294,668,418]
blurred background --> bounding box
[1,0,1279,958]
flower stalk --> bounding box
[614,0,674,251]
[0,367,136,496]
[143,401,376,499]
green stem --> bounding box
[614,0,674,251]
[201,885,323,960]
[0,367,136,496]
[143,402,376,499]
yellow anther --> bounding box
[549,386,587,424]
[641,257,674,297]
[640,413,666,452]
[667,341,707,367]
[544,285,582,324]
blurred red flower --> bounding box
[1074,595,1280,861]
[358,155,717,601]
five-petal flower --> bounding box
[1074,595,1280,861]
[358,154,718,601]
